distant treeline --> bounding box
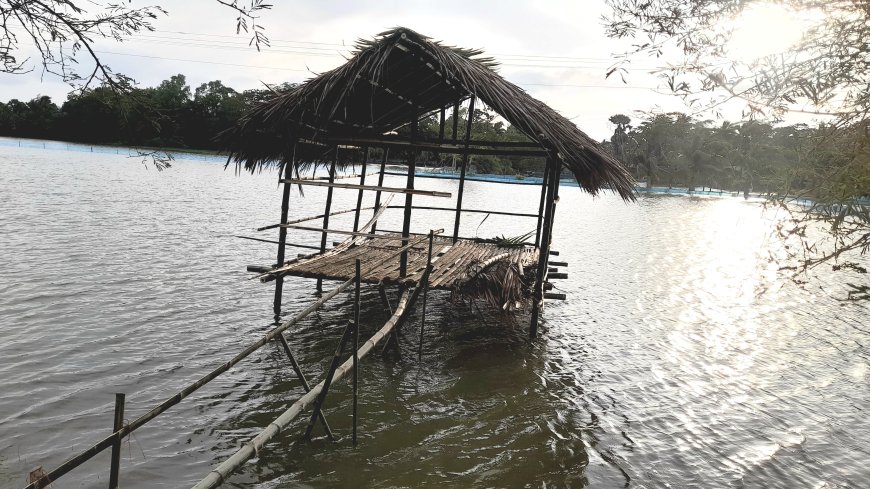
[0,75,283,151]
[601,113,868,197]
[3,75,865,195]
[0,74,544,175]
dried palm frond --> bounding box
[220,27,636,200]
[457,254,535,311]
[474,231,535,248]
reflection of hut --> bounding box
[224,27,634,337]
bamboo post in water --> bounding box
[452,96,476,243]
[418,230,434,359]
[352,259,361,446]
[530,159,559,338]
[318,148,339,292]
[400,118,419,278]
[273,152,295,318]
[534,163,550,249]
[352,148,370,233]
[277,333,334,440]
[303,320,354,441]
[108,393,125,489]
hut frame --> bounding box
[227,28,635,337]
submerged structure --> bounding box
[23,28,635,489]
[226,27,635,336]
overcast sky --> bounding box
[2,0,800,140]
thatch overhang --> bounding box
[222,27,636,200]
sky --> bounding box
[0,0,814,141]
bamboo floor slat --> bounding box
[273,235,538,289]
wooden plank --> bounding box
[281,179,451,198]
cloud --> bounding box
[0,0,697,140]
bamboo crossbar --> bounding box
[280,225,406,239]
[281,179,452,198]
[386,205,538,218]
[323,137,547,157]
[257,207,373,231]
[22,278,355,489]
[191,289,416,489]
[233,236,321,250]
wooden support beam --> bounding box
[549,261,569,267]
[281,179,451,198]
[548,272,568,279]
[453,96,475,243]
[544,292,567,300]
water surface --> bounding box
[0,138,867,488]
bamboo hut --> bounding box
[224,27,635,337]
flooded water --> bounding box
[0,138,867,488]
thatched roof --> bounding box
[222,27,635,200]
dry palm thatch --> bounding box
[457,254,535,310]
[221,27,636,200]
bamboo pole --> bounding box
[352,259,361,446]
[281,179,451,198]
[400,118,418,278]
[108,393,125,489]
[191,290,415,489]
[303,320,354,440]
[353,148,370,232]
[258,207,374,232]
[277,333,333,439]
[235,236,321,250]
[387,205,537,218]
[23,277,355,489]
[371,148,389,234]
[418,230,434,359]
[451,100,459,142]
[529,159,558,338]
[318,149,338,291]
[534,163,550,248]
[273,157,295,318]
[452,96,475,243]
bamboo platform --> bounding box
[271,234,539,289]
